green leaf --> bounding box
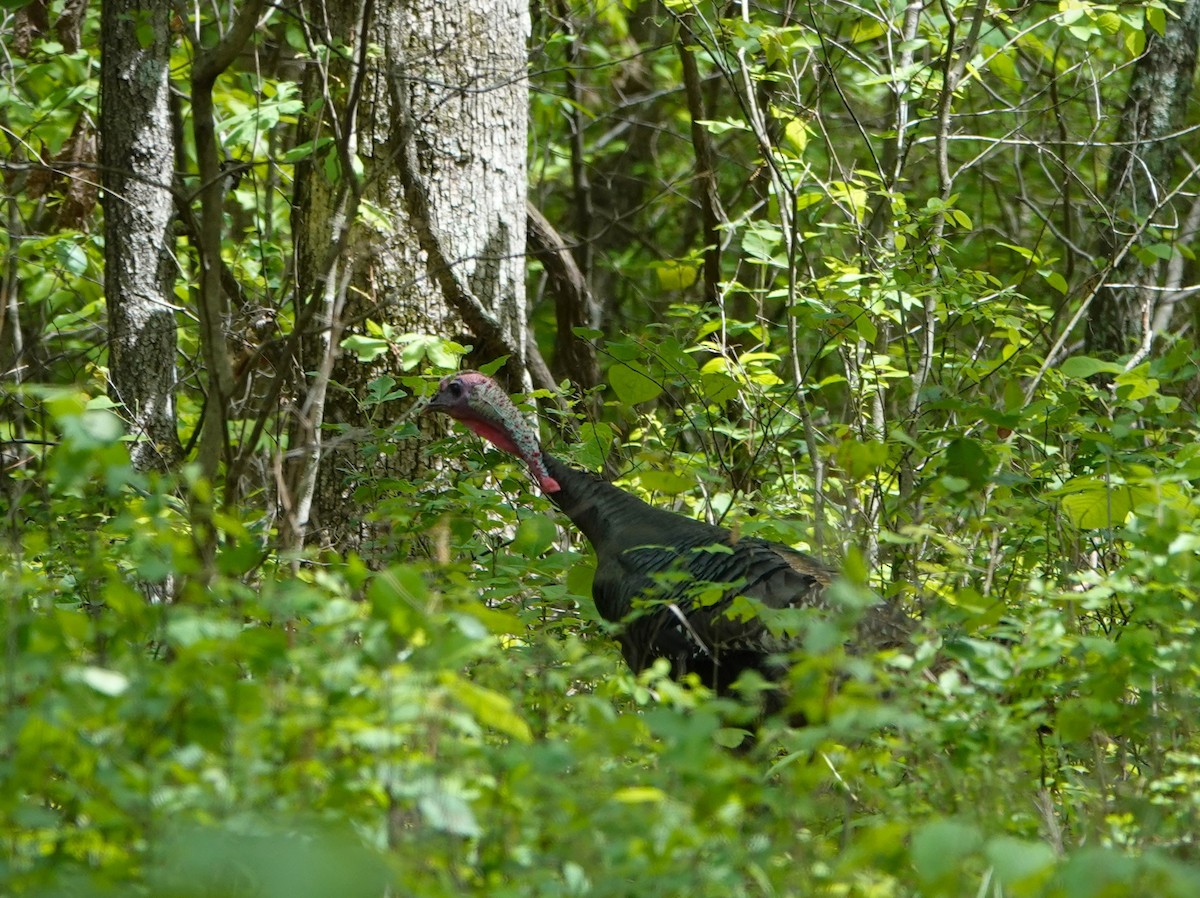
[512,514,557,557]
[988,49,1023,91]
[59,408,125,448]
[281,136,333,162]
[700,371,740,404]
[655,260,698,291]
[1146,4,1166,35]
[135,23,157,50]
[368,565,429,636]
[479,356,509,376]
[834,438,887,481]
[217,538,261,576]
[611,786,666,803]
[165,613,242,648]
[73,666,130,697]
[1043,270,1068,294]
[696,118,751,134]
[742,221,783,264]
[364,375,406,406]
[984,835,1056,887]
[943,438,989,490]
[940,475,970,493]
[636,469,694,495]
[323,152,340,182]
[1067,22,1097,41]
[1114,370,1159,401]
[1168,533,1200,555]
[1056,478,1135,530]
[912,818,981,883]
[1059,848,1138,898]
[1059,356,1124,379]
[341,333,390,362]
[283,22,309,50]
[417,780,482,837]
[392,333,467,370]
[1125,26,1146,56]
[566,561,595,600]
[463,605,525,636]
[609,362,662,405]
[53,239,88,276]
[830,181,869,222]
[441,673,532,743]
[782,118,807,155]
[574,422,614,470]
[849,19,886,42]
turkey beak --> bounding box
[424,390,451,414]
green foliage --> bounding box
[4,0,1200,894]
[12,370,1200,895]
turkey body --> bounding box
[426,371,906,707]
[543,455,832,695]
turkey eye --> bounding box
[448,381,463,398]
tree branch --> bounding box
[677,19,725,306]
[526,201,599,390]
[188,0,271,487]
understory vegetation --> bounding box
[7,299,1200,897]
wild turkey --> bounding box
[427,371,908,712]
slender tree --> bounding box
[100,0,181,471]
[1086,0,1200,359]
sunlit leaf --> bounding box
[612,786,666,803]
[1055,478,1134,530]
[783,118,807,155]
[418,782,482,837]
[341,333,390,362]
[1146,4,1166,34]
[636,469,694,495]
[73,666,130,697]
[655,260,699,291]
[441,673,532,743]
[609,362,662,404]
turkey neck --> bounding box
[541,455,727,558]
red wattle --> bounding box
[463,419,520,456]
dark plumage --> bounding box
[427,371,907,709]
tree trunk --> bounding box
[287,0,530,556]
[100,0,182,471]
[1086,0,1200,358]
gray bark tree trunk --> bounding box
[101,0,182,471]
[287,0,530,556]
[1086,0,1200,358]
